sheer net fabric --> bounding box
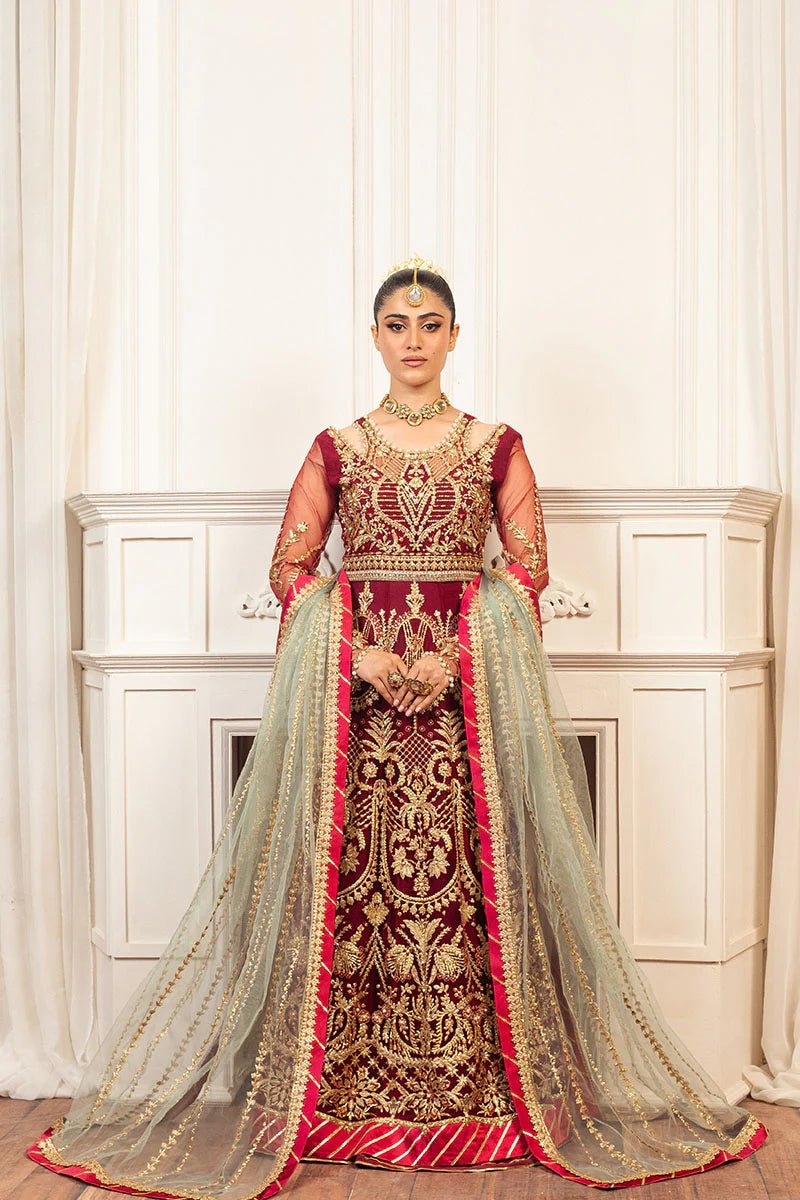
[267,436,337,607]
[27,572,352,1199]
[458,565,766,1185]
[492,433,549,600]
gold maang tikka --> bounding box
[381,252,449,307]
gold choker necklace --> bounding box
[379,391,450,427]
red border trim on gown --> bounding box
[456,561,768,1189]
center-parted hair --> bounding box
[373,269,456,332]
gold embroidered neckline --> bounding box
[360,410,468,457]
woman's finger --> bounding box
[372,675,396,705]
[406,675,447,715]
[393,668,422,709]
[420,676,449,713]
[388,655,408,698]
[396,665,441,713]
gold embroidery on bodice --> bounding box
[327,413,507,581]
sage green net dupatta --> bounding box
[459,561,767,1188]
[26,561,767,1197]
[27,572,353,1200]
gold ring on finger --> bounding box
[387,670,405,688]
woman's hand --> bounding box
[392,652,459,715]
[355,648,409,706]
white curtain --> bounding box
[739,2,800,1107]
[0,1,105,1096]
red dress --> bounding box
[26,408,767,1197]
[274,412,548,1170]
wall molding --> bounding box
[352,0,374,421]
[73,648,774,674]
[675,0,700,485]
[120,0,180,490]
[674,1,739,485]
[66,484,782,528]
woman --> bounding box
[27,257,767,1195]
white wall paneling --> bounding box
[641,943,765,1105]
[99,0,354,496]
[354,0,499,421]
[84,522,207,653]
[120,0,180,492]
[620,521,720,651]
[724,521,767,651]
[620,673,720,958]
[82,662,269,1033]
[724,669,770,958]
[676,0,740,485]
[87,2,756,493]
[558,652,771,1100]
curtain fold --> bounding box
[739,0,800,1107]
[0,0,106,1096]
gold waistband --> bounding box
[341,551,484,582]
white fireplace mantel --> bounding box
[67,483,780,1101]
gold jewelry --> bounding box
[387,669,406,688]
[405,676,434,697]
[352,645,372,679]
[379,391,450,427]
[381,252,449,307]
[433,651,457,691]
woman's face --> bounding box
[371,286,459,389]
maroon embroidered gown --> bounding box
[26,407,767,1196]
[265,411,549,1170]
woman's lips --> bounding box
[402,358,426,366]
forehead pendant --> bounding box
[405,260,425,306]
[382,252,448,307]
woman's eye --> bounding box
[388,322,440,332]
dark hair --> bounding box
[373,268,456,331]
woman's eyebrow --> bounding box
[383,311,444,320]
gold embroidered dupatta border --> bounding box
[27,572,353,1200]
[457,562,767,1188]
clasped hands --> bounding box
[355,647,459,714]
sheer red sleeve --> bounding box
[268,434,337,606]
[492,430,549,598]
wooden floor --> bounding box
[3,1097,795,1200]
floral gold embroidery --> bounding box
[315,685,516,1126]
[268,519,326,595]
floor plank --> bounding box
[350,1162,417,1199]
[738,1100,799,1200]
[408,1164,486,1198]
